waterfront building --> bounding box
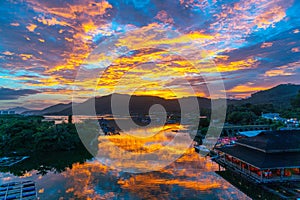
[214,130,300,183]
[261,113,282,121]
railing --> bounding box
[213,157,300,183]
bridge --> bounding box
[221,125,271,136]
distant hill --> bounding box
[52,94,211,116]
[3,107,33,114]
[22,103,73,115]
[237,84,300,108]
[23,84,300,116]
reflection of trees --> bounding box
[0,149,93,176]
[76,119,101,156]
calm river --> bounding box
[0,123,249,199]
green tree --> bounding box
[0,115,83,155]
[291,90,300,108]
[227,111,258,125]
[68,115,73,124]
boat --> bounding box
[194,145,210,156]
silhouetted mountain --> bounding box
[23,103,73,115]
[52,94,211,116]
[3,107,33,114]
[26,84,300,116]
[235,84,300,108]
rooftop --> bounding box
[216,145,300,169]
[215,130,300,169]
[236,130,300,153]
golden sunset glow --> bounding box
[0,0,299,108]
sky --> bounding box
[0,0,300,109]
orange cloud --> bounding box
[20,53,33,60]
[228,83,270,94]
[26,23,37,32]
[264,69,293,77]
[215,58,258,73]
[26,0,112,80]
[116,23,213,50]
[264,62,300,77]
[14,0,294,103]
[91,46,212,99]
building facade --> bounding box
[214,130,300,183]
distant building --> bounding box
[214,130,300,183]
[261,113,284,121]
[285,118,299,128]
[0,110,15,115]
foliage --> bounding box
[227,103,275,116]
[226,111,258,125]
[0,115,84,156]
[291,90,300,109]
[270,121,285,130]
[279,107,300,119]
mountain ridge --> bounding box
[1,106,33,114]
[22,103,73,115]
[8,84,300,116]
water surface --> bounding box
[0,124,249,199]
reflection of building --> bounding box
[214,130,300,183]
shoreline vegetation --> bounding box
[0,115,84,156]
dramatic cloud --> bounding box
[0,87,40,100]
[0,0,299,107]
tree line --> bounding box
[0,115,84,156]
